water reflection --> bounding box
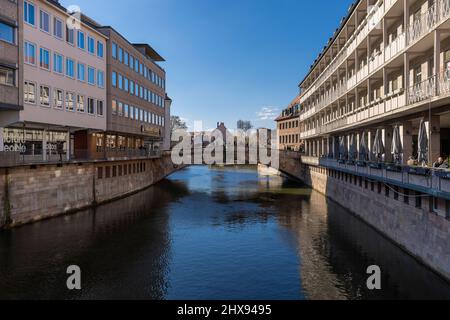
[0,165,449,300]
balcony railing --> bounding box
[407,3,438,46]
[384,32,405,61]
[407,76,436,104]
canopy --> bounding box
[349,134,358,161]
[391,126,403,165]
[372,129,385,162]
[359,131,368,161]
[339,136,347,160]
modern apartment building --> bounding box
[90,25,168,158]
[299,0,450,165]
[0,0,108,162]
[276,95,303,151]
[0,0,23,150]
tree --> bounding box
[237,120,253,132]
[171,116,187,136]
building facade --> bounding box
[1,0,108,162]
[0,0,23,151]
[93,26,168,159]
[299,0,450,166]
[276,95,303,151]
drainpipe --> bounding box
[3,168,12,227]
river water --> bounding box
[0,165,449,300]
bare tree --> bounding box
[237,120,253,132]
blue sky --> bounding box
[61,0,354,130]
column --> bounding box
[429,115,441,164]
[66,129,71,161]
[404,0,410,43]
[434,30,441,95]
[404,52,410,104]
[42,129,47,161]
[0,127,4,152]
[384,126,393,163]
[401,121,413,165]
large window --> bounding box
[66,26,74,45]
[97,41,104,58]
[124,77,129,92]
[112,99,117,115]
[66,58,74,78]
[87,97,95,114]
[53,53,63,74]
[39,47,50,70]
[118,74,123,90]
[87,36,95,54]
[124,51,129,65]
[77,94,85,112]
[77,30,85,49]
[24,81,36,103]
[118,102,123,116]
[124,104,129,118]
[130,80,134,95]
[24,1,36,26]
[87,66,95,85]
[40,10,50,33]
[54,88,63,109]
[0,66,14,86]
[112,42,117,59]
[40,85,50,107]
[97,70,104,88]
[112,71,117,87]
[77,62,85,81]
[0,22,15,44]
[129,55,134,69]
[118,46,123,63]
[66,92,74,111]
[97,100,104,116]
[53,17,63,39]
[24,41,36,65]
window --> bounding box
[77,94,85,112]
[0,66,14,86]
[135,83,138,96]
[54,88,63,109]
[97,100,104,116]
[40,85,50,107]
[97,70,104,88]
[77,62,85,81]
[87,36,95,54]
[124,104,129,118]
[414,65,422,84]
[87,97,95,114]
[66,58,74,78]
[124,77,129,92]
[130,106,134,119]
[24,1,36,26]
[140,63,143,75]
[87,66,95,85]
[40,10,50,33]
[66,92,74,111]
[144,67,148,79]
[135,59,139,72]
[130,80,134,95]
[112,71,117,87]
[112,99,117,115]
[129,55,134,68]
[97,41,104,58]
[53,53,63,74]
[53,17,63,39]
[118,46,123,63]
[40,48,50,70]
[118,102,123,116]
[0,22,15,44]
[24,81,36,103]
[118,74,123,90]
[112,42,117,59]
[24,41,36,65]
[66,26,74,45]
[124,51,129,65]
[77,30,85,49]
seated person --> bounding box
[439,158,449,169]
[407,156,417,166]
[433,157,445,168]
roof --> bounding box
[275,95,301,122]
[133,44,165,62]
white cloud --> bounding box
[255,106,279,121]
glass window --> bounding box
[87,97,95,114]
[54,88,63,109]
[24,1,36,26]
[39,48,50,70]
[97,70,104,88]
[97,100,104,116]
[118,102,123,116]
[66,58,74,78]
[40,85,50,107]
[112,42,117,59]
[77,94,85,112]
[53,53,63,74]
[135,59,139,72]
[124,77,129,92]
[124,51,129,65]
[140,63,143,75]
[97,41,104,58]
[124,104,129,118]
[112,99,117,115]
[112,71,117,87]
[53,17,63,39]
[130,106,135,119]
[129,55,134,68]
[66,92,74,111]
[118,47,123,63]
[135,83,138,96]
[77,30,85,49]
[0,66,14,86]
[130,80,134,95]
[24,81,36,103]
[118,74,123,90]
[0,22,15,44]
[87,36,95,54]
[24,41,36,65]
[144,67,148,79]
[87,66,95,85]
[66,26,74,45]
[77,62,85,81]
[40,10,50,33]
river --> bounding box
[0,165,449,300]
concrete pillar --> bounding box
[67,130,71,161]
[429,115,441,164]
[401,121,413,165]
[434,30,441,95]
[384,126,393,163]
[43,129,47,161]
[0,127,4,152]
[404,52,410,104]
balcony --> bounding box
[369,50,384,73]
[356,64,369,82]
[407,76,436,105]
[384,32,406,61]
[407,3,438,46]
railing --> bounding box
[407,3,438,46]
[384,32,405,61]
[369,50,384,73]
[407,76,436,104]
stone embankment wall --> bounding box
[261,154,450,282]
[0,154,181,228]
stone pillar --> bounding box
[429,115,441,164]
[384,126,393,163]
[0,127,4,152]
[401,121,413,165]
[43,129,47,161]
